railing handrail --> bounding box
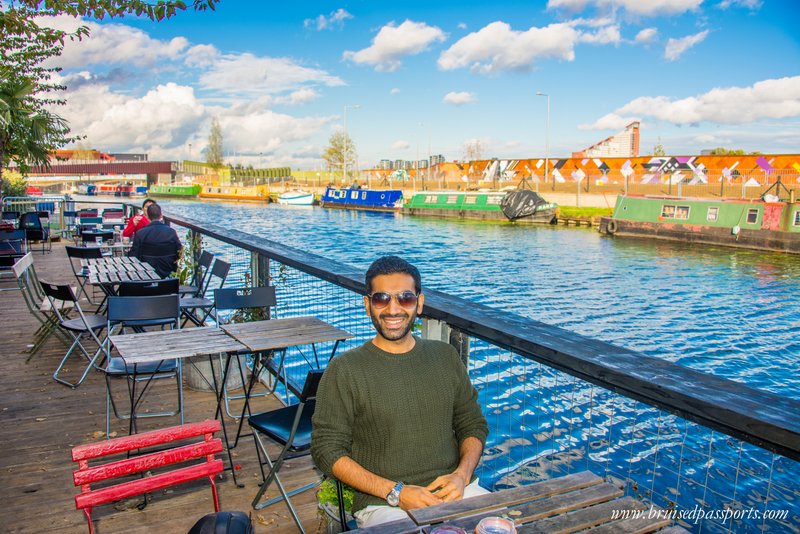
[164,212,800,462]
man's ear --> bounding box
[416,292,424,314]
[363,294,370,315]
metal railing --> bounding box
[164,212,799,533]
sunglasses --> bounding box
[368,291,419,309]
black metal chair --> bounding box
[40,280,107,388]
[61,210,79,240]
[104,294,182,436]
[0,230,27,282]
[180,249,214,296]
[213,286,277,426]
[19,212,50,253]
[80,229,113,246]
[65,245,104,304]
[118,278,179,297]
[180,259,230,326]
[249,369,324,533]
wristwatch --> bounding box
[386,481,404,506]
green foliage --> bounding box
[204,117,224,169]
[0,169,27,198]
[707,147,762,156]
[317,478,354,514]
[229,272,270,323]
[172,231,202,284]
[322,131,357,177]
[557,206,613,219]
[652,143,666,157]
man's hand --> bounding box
[399,484,443,510]
[426,472,468,503]
[132,214,143,224]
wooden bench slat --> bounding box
[583,515,673,534]
[409,471,602,525]
[72,420,220,461]
[655,527,691,533]
[75,459,223,510]
[513,482,623,524]
[518,496,645,534]
[74,439,222,486]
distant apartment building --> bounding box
[572,121,640,158]
[378,159,393,170]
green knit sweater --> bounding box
[311,338,488,513]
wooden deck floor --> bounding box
[0,242,325,533]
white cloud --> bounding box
[579,24,621,44]
[547,0,702,16]
[457,22,468,30]
[581,76,800,128]
[718,0,762,9]
[41,16,188,68]
[185,44,220,67]
[57,82,204,148]
[218,110,335,154]
[443,91,477,105]
[579,112,639,130]
[304,8,353,30]
[391,140,411,150]
[665,30,709,61]
[198,53,345,96]
[635,28,658,44]
[343,20,447,72]
[390,88,401,95]
[275,88,320,105]
[438,21,581,73]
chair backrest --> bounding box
[102,209,123,219]
[11,252,34,279]
[107,294,180,325]
[118,278,179,297]
[79,217,103,226]
[0,230,26,255]
[37,210,50,220]
[300,369,325,402]
[39,280,77,303]
[78,209,98,218]
[66,245,104,260]
[192,250,214,286]
[80,230,112,244]
[63,210,79,218]
[19,212,43,230]
[200,259,230,297]
[2,211,20,221]
[213,286,276,312]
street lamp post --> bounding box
[343,104,360,185]
[535,92,551,190]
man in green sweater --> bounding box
[312,256,489,528]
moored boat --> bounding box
[320,187,404,212]
[600,194,800,253]
[276,190,314,205]
[199,184,270,202]
[149,184,201,198]
[404,190,557,224]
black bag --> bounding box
[187,512,254,534]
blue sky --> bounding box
[45,0,799,169]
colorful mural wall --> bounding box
[364,154,800,187]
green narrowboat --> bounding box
[600,195,800,254]
[403,190,557,224]
[148,184,201,198]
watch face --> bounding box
[387,490,400,506]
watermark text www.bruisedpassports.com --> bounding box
[611,505,790,525]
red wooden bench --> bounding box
[71,420,224,534]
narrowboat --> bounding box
[148,184,201,198]
[320,187,404,212]
[76,183,96,196]
[199,184,270,202]
[599,195,800,254]
[404,190,557,224]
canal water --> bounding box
[160,200,799,531]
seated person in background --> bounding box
[312,255,489,528]
[128,203,181,278]
[122,198,155,238]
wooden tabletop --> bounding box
[220,316,353,352]
[349,471,688,534]
[87,256,160,284]
[109,327,247,364]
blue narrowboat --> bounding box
[320,188,404,212]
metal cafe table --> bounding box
[108,316,354,485]
[86,256,160,286]
[349,471,689,534]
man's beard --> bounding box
[370,307,417,342]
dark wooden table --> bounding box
[87,256,159,285]
[349,471,689,534]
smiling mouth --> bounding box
[381,315,407,328]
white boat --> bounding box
[276,190,314,205]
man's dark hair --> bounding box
[365,256,421,294]
[146,202,162,220]
[142,198,155,208]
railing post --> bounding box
[251,251,270,287]
[421,318,470,369]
